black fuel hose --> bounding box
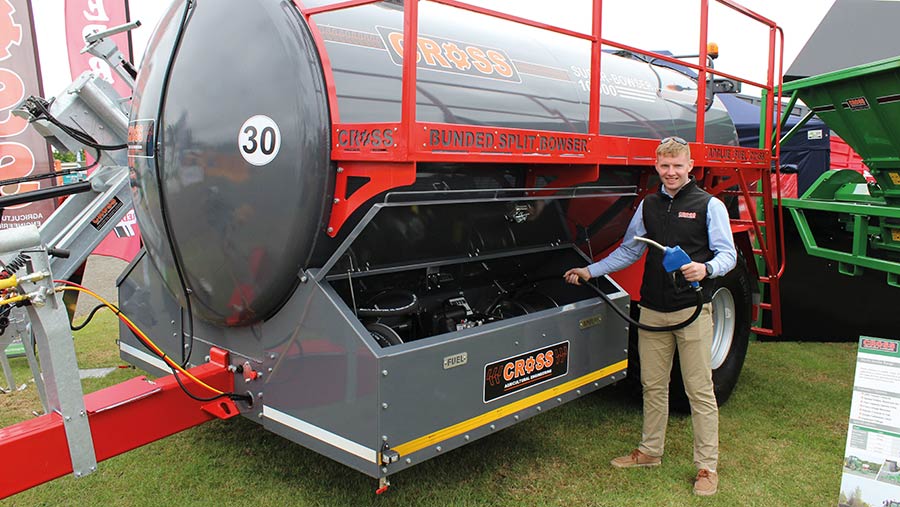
[584,281,704,332]
[357,290,419,317]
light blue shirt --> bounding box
[586,188,737,279]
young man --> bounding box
[564,136,736,496]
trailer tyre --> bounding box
[627,255,752,412]
[687,256,752,409]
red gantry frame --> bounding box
[295,0,787,335]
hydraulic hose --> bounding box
[580,235,705,332]
[584,280,704,332]
[357,290,418,317]
[0,181,92,208]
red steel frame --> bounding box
[295,0,786,334]
[0,348,239,499]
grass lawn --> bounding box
[0,311,856,506]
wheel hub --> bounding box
[710,287,736,369]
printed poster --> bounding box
[839,336,900,507]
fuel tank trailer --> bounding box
[119,0,740,484]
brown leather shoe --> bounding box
[693,469,718,496]
[610,449,661,468]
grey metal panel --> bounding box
[118,251,270,372]
[119,253,385,474]
[786,0,900,81]
[376,294,629,455]
[117,250,187,375]
[119,238,630,479]
[257,274,382,474]
[262,411,381,477]
[381,363,621,476]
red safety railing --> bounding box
[294,0,784,334]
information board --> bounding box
[839,337,900,507]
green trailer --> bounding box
[760,56,900,339]
[4,343,23,358]
[778,56,900,279]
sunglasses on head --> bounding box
[660,136,688,145]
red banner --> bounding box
[0,0,55,230]
[64,0,131,97]
[64,0,140,261]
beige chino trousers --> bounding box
[636,303,718,471]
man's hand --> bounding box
[564,267,591,286]
[680,261,707,283]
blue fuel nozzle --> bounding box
[634,237,700,289]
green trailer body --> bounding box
[744,56,900,340]
[775,56,900,288]
[4,343,23,358]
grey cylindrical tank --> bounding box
[128,0,738,327]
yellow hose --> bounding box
[56,285,225,396]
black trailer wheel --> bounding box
[627,255,752,412]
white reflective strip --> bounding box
[617,88,656,97]
[119,341,169,373]
[263,405,378,463]
[616,91,656,103]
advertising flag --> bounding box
[64,0,140,261]
[0,0,55,230]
